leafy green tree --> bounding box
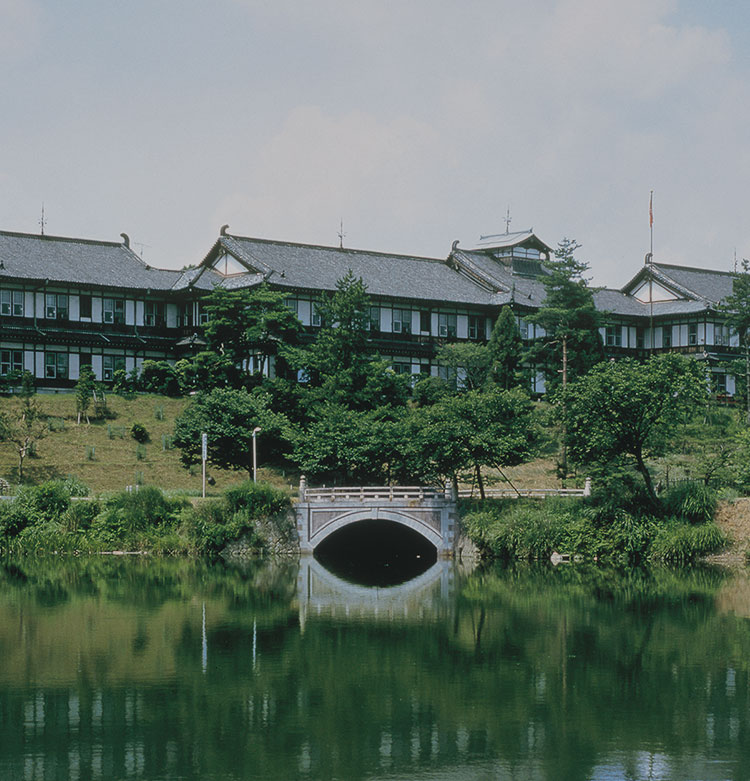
[201,284,302,378]
[290,272,409,410]
[436,342,488,391]
[138,360,181,396]
[719,259,750,422]
[75,365,96,424]
[402,387,536,496]
[564,354,707,506]
[175,351,242,393]
[173,388,290,476]
[486,305,524,390]
[289,404,386,484]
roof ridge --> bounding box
[226,233,445,264]
[0,229,124,249]
[654,261,734,276]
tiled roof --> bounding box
[211,235,496,306]
[0,230,182,291]
[651,262,736,305]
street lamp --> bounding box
[252,427,262,483]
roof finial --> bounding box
[504,206,512,234]
[220,224,229,236]
[39,203,47,236]
[338,218,346,249]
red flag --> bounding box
[649,191,653,228]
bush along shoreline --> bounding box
[461,480,728,565]
[0,479,296,558]
[0,476,731,565]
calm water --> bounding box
[0,556,749,781]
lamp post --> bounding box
[252,427,262,483]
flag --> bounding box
[649,191,653,228]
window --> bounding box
[79,352,92,368]
[419,310,431,333]
[1,290,24,317]
[285,298,298,315]
[688,323,698,346]
[368,306,380,332]
[103,298,125,324]
[438,313,457,339]
[392,361,412,375]
[144,301,166,328]
[605,326,622,347]
[45,352,68,379]
[311,303,322,327]
[715,324,729,346]
[45,293,68,320]
[714,373,727,394]
[663,326,672,349]
[636,328,645,349]
[102,355,126,382]
[468,315,481,340]
[79,295,92,319]
[177,303,193,328]
[0,350,22,375]
[519,319,530,340]
[392,309,411,334]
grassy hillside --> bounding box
[0,391,562,495]
[0,392,294,495]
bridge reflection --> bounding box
[297,557,475,629]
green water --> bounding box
[0,556,749,780]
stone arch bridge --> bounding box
[295,480,459,557]
[295,479,590,557]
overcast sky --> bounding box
[2,0,749,287]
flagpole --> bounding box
[649,190,654,258]
[649,190,654,352]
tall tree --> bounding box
[526,238,604,478]
[201,284,302,378]
[173,388,290,476]
[486,305,524,390]
[564,354,706,506]
[720,259,750,423]
[290,272,410,410]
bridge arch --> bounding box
[310,508,444,551]
[296,485,458,557]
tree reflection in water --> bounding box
[0,556,747,781]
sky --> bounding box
[2,0,750,288]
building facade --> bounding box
[0,226,740,393]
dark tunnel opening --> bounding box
[313,519,438,587]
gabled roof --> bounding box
[471,229,552,253]
[0,230,183,291]
[196,232,497,306]
[622,261,736,306]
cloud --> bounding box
[213,105,445,248]
[0,0,40,60]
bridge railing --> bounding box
[458,487,587,499]
[302,485,445,502]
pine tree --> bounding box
[486,305,523,390]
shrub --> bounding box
[650,521,728,563]
[63,498,101,532]
[224,481,290,517]
[62,475,90,497]
[662,483,717,524]
[131,423,150,443]
[92,487,187,547]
